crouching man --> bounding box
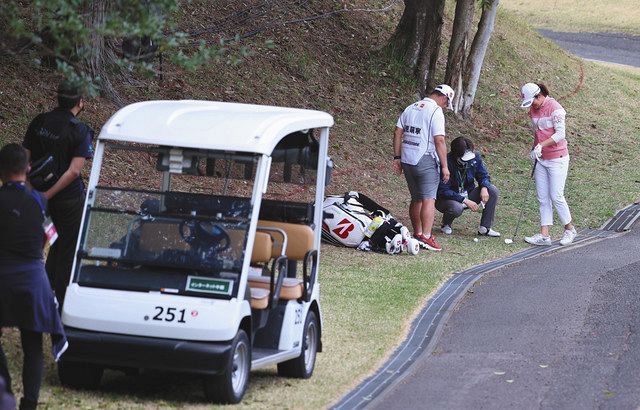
[436,137,501,237]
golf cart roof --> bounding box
[98,100,334,155]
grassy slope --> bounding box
[500,0,640,34]
[1,1,639,409]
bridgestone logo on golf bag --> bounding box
[322,192,373,247]
[321,191,391,247]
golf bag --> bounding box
[322,191,419,254]
[321,191,387,247]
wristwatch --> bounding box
[393,155,401,160]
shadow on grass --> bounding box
[43,363,281,407]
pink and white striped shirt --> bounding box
[528,97,568,160]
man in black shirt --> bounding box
[23,81,93,304]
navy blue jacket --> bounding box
[23,108,93,202]
[0,184,67,361]
[437,152,492,203]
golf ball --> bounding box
[473,238,479,242]
[504,238,513,244]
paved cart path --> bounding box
[538,30,640,68]
[368,223,640,409]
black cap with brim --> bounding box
[57,81,82,100]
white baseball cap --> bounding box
[520,83,541,108]
[434,84,455,110]
[460,150,475,162]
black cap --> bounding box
[57,80,82,100]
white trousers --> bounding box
[534,156,572,226]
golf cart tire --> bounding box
[203,329,251,404]
[57,360,104,389]
[277,310,318,379]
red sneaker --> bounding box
[414,233,442,251]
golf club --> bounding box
[505,159,537,244]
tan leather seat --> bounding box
[247,232,273,309]
[248,220,313,300]
[227,230,272,264]
[247,273,303,300]
[250,287,270,309]
[249,221,314,307]
[257,220,314,261]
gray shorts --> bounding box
[402,154,440,201]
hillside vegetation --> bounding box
[0,1,639,408]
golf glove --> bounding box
[530,144,542,160]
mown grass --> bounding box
[500,0,640,34]
[1,1,640,409]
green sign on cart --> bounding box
[186,276,233,295]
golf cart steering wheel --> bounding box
[179,220,230,252]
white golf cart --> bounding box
[58,100,333,404]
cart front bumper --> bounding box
[62,327,232,375]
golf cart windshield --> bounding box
[74,143,259,299]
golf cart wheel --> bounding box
[57,360,103,389]
[203,329,251,404]
[277,310,318,379]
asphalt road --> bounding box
[538,29,640,68]
[370,224,640,409]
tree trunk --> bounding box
[389,0,424,70]
[84,0,124,106]
[444,0,475,112]
[87,1,106,78]
[415,0,445,95]
[390,0,445,96]
[461,0,499,119]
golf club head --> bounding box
[385,234,403,254]
[405,237,420,255]
[400,226,411,242]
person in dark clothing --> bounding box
[436,137,501,237]
[0,374,16,410]
[0,143,68,410]
[23,81,93,304]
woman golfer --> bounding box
[520,83,576,246]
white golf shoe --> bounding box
[478,226,500,237]
[524,233,552,246]
[560,227,577,246]
[441,225,452,235]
